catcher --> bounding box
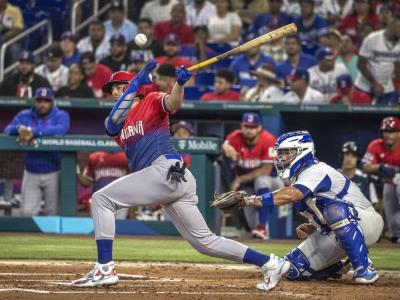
[212,130,383,290]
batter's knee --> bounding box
[91,191,116,213]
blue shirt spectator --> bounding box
[4,88,70,173]
[294,0,328,55]
[60,31,81,67]
[104,1,137,43]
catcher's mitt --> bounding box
[210,191,247,211]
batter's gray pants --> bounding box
[383,183,400,237]
[21,170,59,216]
[297,206,383,271]
[91,155,248,262]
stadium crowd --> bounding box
[0,0,399,105]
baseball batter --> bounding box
[362,116,400,243]
[71,61,279,288]
[241,131,383,291]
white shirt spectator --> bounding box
[282,0,325,17]
[140,0,179,24]
[308,63,349,103]
[207,12,242,42]
[186,1,216,27]
[34,64,69,92]
[245,85,284,103]
[77,37,111,62]
[320,0,353,20]
[104,19,137,43]
[355,30,400,94]
[283,86,325,104]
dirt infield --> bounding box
[0,260,398,300]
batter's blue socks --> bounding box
[96,239,113,264]
[243,248,270,267]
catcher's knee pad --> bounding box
[285,248,314,280]
[323,202,368,269]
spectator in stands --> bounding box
[330,74,372,105]
[200,68,240,101]
[229,32,275,88]
[358,20,375,43]
[78,151,129,219]
[222,112,282,239]
[207,0,242,44]
[355,13,400,105]
[3,87,70,217]
[140,0,179,24]
[378,2,394,28]
[260,39,287,64]
[308,47,350,103]
[186,0,216,27]
[319,28,342,53]
[339,0,380,45]
[231,0,268,27]
[156,34,192,68]
[154,3,194,45]
[35,47,69,92]
[60,31,81,67]
[155,63,176,92]
[339,141,376,201]
[100,34,131,72]
[244,64,283,103]
[336,34,359,81]
[0,51,50,98]
[55,64,94,99]
[251,0,293,36]
[171,120,193,168]
[294,0,328,55]
[0,0,23,64]
[104,0,137,43]
[127,52,147,73]
[282,68,325,104]
[77,19,110,61]
[276,35,316,80]
[128,18,164,62]
[320,0,354,26]
[80,52,113,99]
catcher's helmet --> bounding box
[380,116,400,133]
[102,71,135,94]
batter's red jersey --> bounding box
[226,129,276,176]
[362,139,400,166]
[111,92,177,172]
[84,151,129,192]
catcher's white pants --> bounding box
[91,155,248,262]
[297,206,383,271]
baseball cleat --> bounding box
[251,225,269,240]
[71,261,119,287]
[257,254,290,291]
[353,264,379,284]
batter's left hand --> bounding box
[176,66,192,86]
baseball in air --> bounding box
[134,33,147,48]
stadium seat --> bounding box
[184,86,212,100]
[195,71,215,86]
[239,78,257,88]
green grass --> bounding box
[0,234,399,270]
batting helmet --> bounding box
[102,71,134,94]
[380,116,400,133]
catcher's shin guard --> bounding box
[285,248,315,280]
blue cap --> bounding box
[172,120,194,135]
[241,113,261,127]
[18,50,34,63]
[60,31,76,42]
[164,33,181,45]
[35,87,54,101]
[244,32,257,43]
[287,68,309,82]
[110,33,126,45]
[336,74,353,90]
[315,47,336,60]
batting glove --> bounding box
[132,59,157,87]
[176,65,192,86]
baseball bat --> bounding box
[187,23,298,72]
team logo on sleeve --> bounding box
[120,121,144,141]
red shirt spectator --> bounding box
[156,34,192,69]
[156,56,192,68]
[153,3,194,44]
[200,68,240,102]
[201,90,240,101]
[330,74,372,105]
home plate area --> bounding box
[0,260,398,299]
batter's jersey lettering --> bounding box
[293,162,371,228]
[226,130,276,175]
[110,92,177,172]
[362,139,400,166]
[84,151,129,192]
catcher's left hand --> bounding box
[210,191,262,211]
